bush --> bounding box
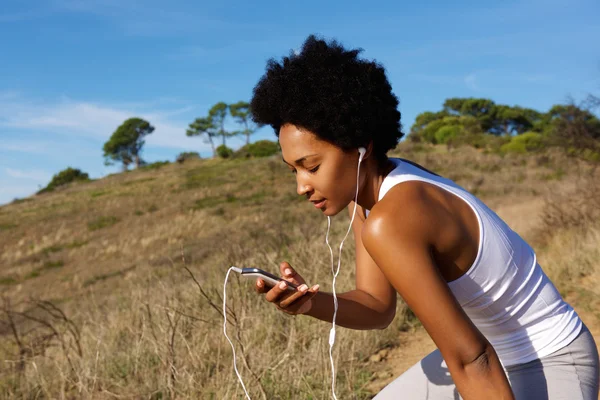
[411,116,483,145]
[415,118,449,143]
[38,167,90,194]
[233,140,280,158]
[216,145,234,159]
[176,152,201,164]
[434,125,462,144]
[449,132,511,152]
[500,132,544,154]
[540,171,600,236]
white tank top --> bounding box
[366,157,582,367]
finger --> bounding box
[255,278,268,294]
[279,284,309,308]
[264,280,291,303]
[279,285,319,314]
[279,261,306,285]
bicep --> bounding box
[362,212,489,370]
[348,203,396,314]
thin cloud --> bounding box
[3,167,51,181]
[0,140,50,154]
[0,94,213,152]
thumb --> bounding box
[279,261,305,284]
[279,261,295,278]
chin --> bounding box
[321,203,343,217]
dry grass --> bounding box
[0,143,598,399]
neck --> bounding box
[356,157,396,211]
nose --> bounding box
[296,174,312,197]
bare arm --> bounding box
[304,202,396,329]
[362,182,514,400]
[258,202,397,330]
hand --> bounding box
[255,261,320,315]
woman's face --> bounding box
[279,124,363,216]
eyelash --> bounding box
[291,165,320,174]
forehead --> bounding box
[279,124,334,160]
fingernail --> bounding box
[284,268,292,276]
[257,280,263,287]
[299,284,308,292]
[312,284,320,291]
[279,281,287,289]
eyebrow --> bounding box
[281,154,318,165]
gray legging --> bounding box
[374,324,600,400]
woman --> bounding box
[249,35,599,399]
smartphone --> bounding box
[233,267,298,291]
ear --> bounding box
[361,142,374,159]
[358,147,366,161]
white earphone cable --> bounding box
[325,152,363,400]
[224,150,364,400]
[223,266,252,400]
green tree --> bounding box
[410,111,448,136]
[459,98,496,131]
[209,102,231,147]
[545,99,600,156]
[443,98,468,115]
[442,98,497,132]
[103,118,154,170]
[230,101,263,145]
[491,106,539,135]
[186,116,218,158]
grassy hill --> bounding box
[1,143,599,399]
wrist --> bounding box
[302,291,324,316]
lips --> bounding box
[311,199,326,209]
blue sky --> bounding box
[1,0,599,205]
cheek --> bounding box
[321,170,352,201]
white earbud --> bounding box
[358,147,366,162]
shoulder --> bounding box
[362,181,453,249]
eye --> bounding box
[308,165,320,173]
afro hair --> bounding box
[250,34,404,165]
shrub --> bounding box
[38,167,90,194]
[484,134,512,153]
[449,133,511,152]
[233,140,280,158]
[434,125,462,144]
[415,118,449,143]
[411,116,483,145]
[500,132,544,154]
[540,171,600,238]
[176,152,201,164]
[216,145,234,159]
